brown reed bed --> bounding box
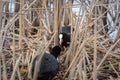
[0,0,120,80]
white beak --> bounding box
[59,34,63,45]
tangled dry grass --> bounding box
[0,0,120,80]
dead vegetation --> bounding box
[0,0,120,80]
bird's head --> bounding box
[50,45,61,58]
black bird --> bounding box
[59,33,70,48]
[59,25,72,48]
[31,45,61,80]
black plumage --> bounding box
[59,25,72,48]
[61,26,71,34]
[31,45,61,80]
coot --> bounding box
[31,45,61,80]
[59,25,72,48]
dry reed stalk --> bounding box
[84,48,93,71]
[26,51,32,78]
[76,54,84,79]
[82,48,87,77]
[93,14,97,80]
[5,1,9,24]
[19,1,25,71]
[68,65,75,79]
[0,7,5,80]
[44,2,51,33]
[0,1,4,28]
[69,0,73,35]
[1,54,7,80]
[109,76,114,80]
[11,24,16,68]
[61,1,65,27]
[109,61,120,77]
[22,7,54,11]
[10,54,22,80]
[58,4,63,28]
[0,57,2,80]
[53,0,59,45]
[82,71,88,80]
[41,19,52,34]
[28,49,36,79]
[1,0,8,2]
[16,67,22,80]
[19,0,25,49]
[77,63,82,80]
[24,51,29,66]
[114,27,120,43]
[24,17,32,25]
